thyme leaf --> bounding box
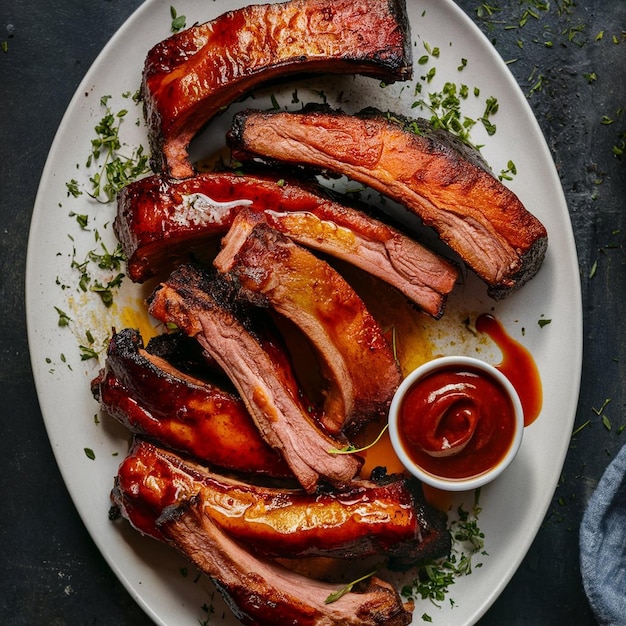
[170,6,186,33]
[328,424,389,455]
[54,306,71,327]
[324,571,377,604]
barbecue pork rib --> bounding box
[147,264,362,492]
[112,439,451,566]
[215,211,402,434]
[115,171,458,317]
[141,0,412,177]
[158,496,414,626]
[228,106,548,298]
[91,328,292,478]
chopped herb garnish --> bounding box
[79,345,99,361]
[84,447,96,460]
[611,128,626,158]
[88,241,125,271]
[69,211,89,229]
[328,424,388,455]
[572,420,590,436]
[589,259,598,279]
[75,98,150,203]
[403,491,486,607]
[90,273,125,307]
[538,318,552,328]
[54,306,71,327]
[412,81,480,147]
[499,160,517,181]
[324,570,377,604]
[476,4,501,19]
[170,6,186,33]
[527,71,545,97]
[66,179,83,198]
[592,398,611,416]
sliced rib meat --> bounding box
[215,212,402,434]
[158,495,414,626]
[112,439,450,566]
[115,171,457,317]
[91,328,292,478]
[141,0,412,177]
[228,105,549,298]
[147,264,362,491]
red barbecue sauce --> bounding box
[397,314,542,481]
[476,314,543,427]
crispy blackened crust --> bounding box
[115,170,458,317]
[112,439,451,564]
[141,0,412,177]
[228,105,549,298]
[147,264,363,492]
[214,213,402,434]
[92,328,292,477]
[157,494,414,626]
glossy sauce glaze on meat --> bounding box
[147,264,363,492]
[91,328,292,478]
[112,439,450,566]
[141,0,412,177]
[115,170,458,317]
[159,497,415,626]
[94,0,552,620]
[215,211,402,434]
[111,439,418,625]
[228,105,548,298]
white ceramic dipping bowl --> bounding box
[388,355,524,491]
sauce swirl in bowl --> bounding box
[388,356,524,491]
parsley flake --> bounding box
[170,6,187,33]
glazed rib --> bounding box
[141,0,412,177]
[158,496,414,626]
[147,264,362,491]
[112,439,451,566]
[115,171,457,317]
[215,212,402,434]
[228,106,549,298]
[91,328,292,478]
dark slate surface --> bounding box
[1,1,623,624]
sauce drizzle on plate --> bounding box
[476,313,543,426]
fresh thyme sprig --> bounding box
[324,570,377,604]
[328,424,389,455]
